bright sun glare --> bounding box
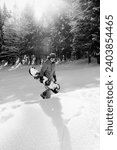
[0,0,69,23]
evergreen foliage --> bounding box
[70,0,100,61]
[0,0,100,64]
[49,13,72,60]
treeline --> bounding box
[0,0,100,65]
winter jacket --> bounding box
[40,59,56,81]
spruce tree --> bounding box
[70,0,100,62]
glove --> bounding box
[53,75,57,83]
[40,76,44,83]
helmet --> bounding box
[49,53,56,59]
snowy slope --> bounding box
[0,62,100,150]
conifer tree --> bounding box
[70,0,100,62]
[50,13,72,60]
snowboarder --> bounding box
[39,53,57,99]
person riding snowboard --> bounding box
[39,53,57,99]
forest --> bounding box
[0,0,100,65]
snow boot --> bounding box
[40,89,51,99]
[40,93,46,99]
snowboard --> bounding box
[29,67,60,95]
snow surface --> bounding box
[0,61,100,150]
